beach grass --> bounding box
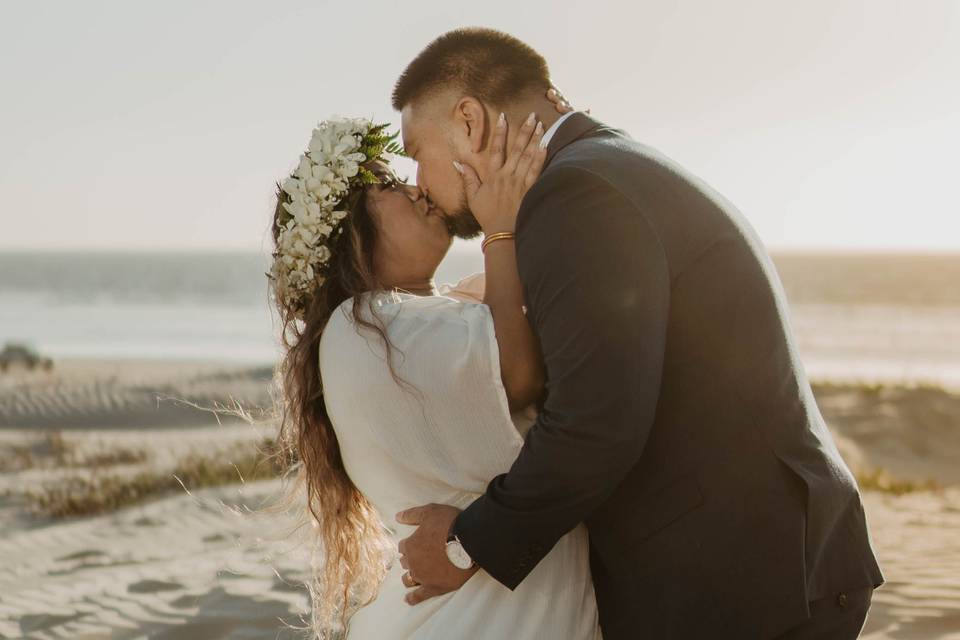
[5,437,941,521]
[0,431,148,473]
[855,468,942,496]
[7,436,286,518]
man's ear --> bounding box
[453,97,489,155]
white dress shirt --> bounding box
[540,110,578,149]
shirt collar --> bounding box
[540,111,578,149]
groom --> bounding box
[394,28,882,639]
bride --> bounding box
[267,93,600,638]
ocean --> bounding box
[1,250,958,388]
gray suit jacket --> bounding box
[453,113,883,639]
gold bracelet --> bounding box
[481,232,515,254]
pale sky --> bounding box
[1,0,958,254]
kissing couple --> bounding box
[267,27,883,640]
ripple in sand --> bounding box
[128,579,185,594]
[55,549,106,562]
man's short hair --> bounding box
[392,27,551,111]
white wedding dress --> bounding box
[318,274,602,639]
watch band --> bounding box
[445,533,476,570]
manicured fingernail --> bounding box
[452,161,464,174]
[547,88,557,97]
[526,112,536,126]
[535,121,544,135]
[498,112,506,127]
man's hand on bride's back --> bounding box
[453,111,547,235]
[395,503,478,605]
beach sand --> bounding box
[1,359,958,639]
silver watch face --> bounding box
[445,539,474,570]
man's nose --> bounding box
[402,184,422,201]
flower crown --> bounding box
[269,117,405,318]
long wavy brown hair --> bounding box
[268,164,402,637]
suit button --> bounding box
[837,593,848,608]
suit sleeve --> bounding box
[452,166,671,589]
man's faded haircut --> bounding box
[392,27,551,111]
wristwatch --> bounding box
[445,531,476,570]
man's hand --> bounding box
[396,503,479,605]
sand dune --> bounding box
[814,382,960,487]
[0,359,275,430]
[1,358,958,638]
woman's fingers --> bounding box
[453,160,482,203]
[504,112,538,174]
[514,120,545,182]
[525,141,548,189]
[487,112,508,172]
[547,86,574,114]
